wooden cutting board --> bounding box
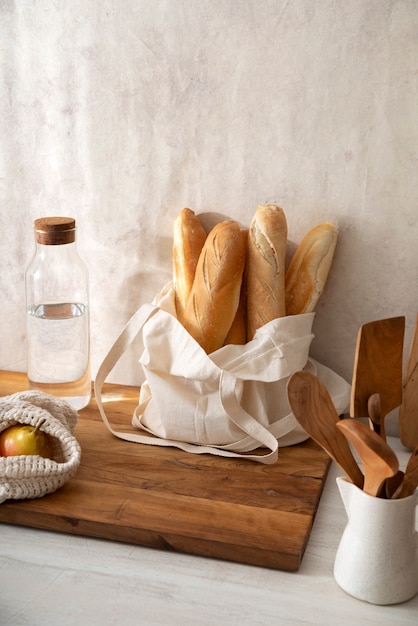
[0,370,331,571]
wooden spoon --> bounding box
[392,446,418,499]
[336,419,399,497]
[287,372,363,489]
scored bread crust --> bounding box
[246,205,288,340]
[173,208,207,323]
[224,229,248,346]
[285,222,338,315]
[182,220,246,354]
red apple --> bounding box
[0,422,54,458]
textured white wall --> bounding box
[1,1,417,408]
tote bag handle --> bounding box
[94,304,279,463]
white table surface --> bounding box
[1,436,417,625]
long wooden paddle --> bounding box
[399,313,418,450]
[350,316,405,440]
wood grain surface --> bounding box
[399,313,418,449]
[350,317,405,434]
[0,370,330,571]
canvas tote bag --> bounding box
[95,283,351,464]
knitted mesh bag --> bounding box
[0,391,81,503]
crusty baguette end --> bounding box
[173,208,207,322]
[182,220,246,353]
[246,204,288,339]
[285,222,338,315]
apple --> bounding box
[0,421,54,459]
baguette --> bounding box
[285,222,338,315]
[182,220,246,353]
[224,229,248,346]
[224,288,247,345]
[173,208,207,322]
[246,205,287,339]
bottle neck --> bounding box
[35,240,78,256]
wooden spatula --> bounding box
[350,316,405,440]
[399,313,418,450]
[287,371,364,489]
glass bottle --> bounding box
[25,217,91,409]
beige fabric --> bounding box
[95,283,351,464]
[0,391,81,503]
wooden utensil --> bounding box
[367,392,381,435]
[336,419,399,497]
[350,316,405,440]
[287,372,364,489]
[383,470,404,499]
[399,313,418,450]
[392,446,418,499]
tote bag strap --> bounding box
[94,305,279,464]
[218,370,278,462]
[94,303,161,444]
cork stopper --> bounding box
[34,217,76,245]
